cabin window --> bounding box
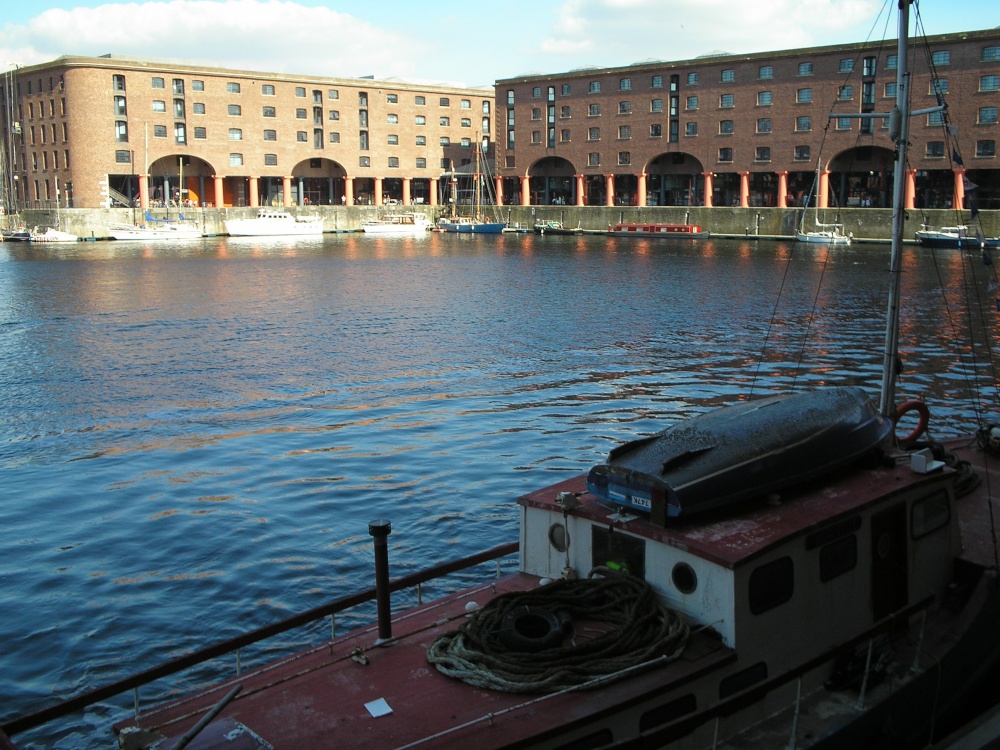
[548,523,569,552]
[911,490,950,538]
[748,556,793,614]
[672,562,697,594]
[639,693,697,732]
[591,526,645,578]
[719,662,768,699]
[819,535,857,582]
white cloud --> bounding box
[0,0,443,82]
[540,0,882,69]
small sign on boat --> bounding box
[364,698,393,718]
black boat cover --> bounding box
[586,387,892,523]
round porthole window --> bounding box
[548,523,569,552]
[672,562,698,594]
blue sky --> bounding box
[0,0,995,88]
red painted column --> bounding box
[739,171,750,208]
[402,177,411,206]
[494,176,503,206]
[702,172,713,207]
[520,176,530,206]
[905,169,916,210]
[777,171,788,208]
[638,173,647,207]
[138,174,149,210]
[575,174,585,206]
[214,175,225,208]
[818,169,830,209]
[373,177,383,206]
[428,177,438,206]
[605,175,615,206]
[344,177,354,205]
[953,167,966,210]
[281,176,292,207]
[248,176,259,208]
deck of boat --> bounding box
[117,571,733,749]
[115,436,1000,750]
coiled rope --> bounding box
[426,567,689,693]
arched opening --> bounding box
[645,152,704,206]
[292,158,348,205]
[828,146,895,208]
[527,157,576,205]
[145,155,216,207]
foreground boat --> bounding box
[362,213,432,235]
[915,224,1000,249]
[224,209,323,237]
[608,222,709,239]
[2,4,999,750]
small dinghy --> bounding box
[586,386,892,522]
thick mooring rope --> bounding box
[426,568,690,693]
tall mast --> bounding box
[878,0,914,418]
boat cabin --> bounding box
[519,458,958,663]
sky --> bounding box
[0,0,996,89]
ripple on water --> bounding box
[1,236,996,748]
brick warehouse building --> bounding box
[1,27,998,215]
[494,27,1000,212]
[0,55,494,211]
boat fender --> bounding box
[497,606,568,652]
[894,400,930,445]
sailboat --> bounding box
[3,4,1000,750]
[28,177,78,243]
[437,136,506,234]
[796,160,852,245]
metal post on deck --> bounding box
[369,520,393,645]
[856,639,875,711]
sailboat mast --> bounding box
[878,0,913,418]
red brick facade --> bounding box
[495,28,1000,210]
[2,56,494,210]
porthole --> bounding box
[548,523,569,552]
[672,562,698,594]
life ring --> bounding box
[894,400,930,445]
[497,606,567,652]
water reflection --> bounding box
[1,233,998,749]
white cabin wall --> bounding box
[645,538,737,647]
[520,505,738,645]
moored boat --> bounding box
[362,212,432,235]
[223,209,323,237]
[796,160,853,245]
[795,227,853,245]
[1,226,30,242]
[436,216,506,234]
[608,222,709,238]
[106,223,203,241]
[533,220,583,235]
[28,226,79,243]
[915,224,1000,249]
